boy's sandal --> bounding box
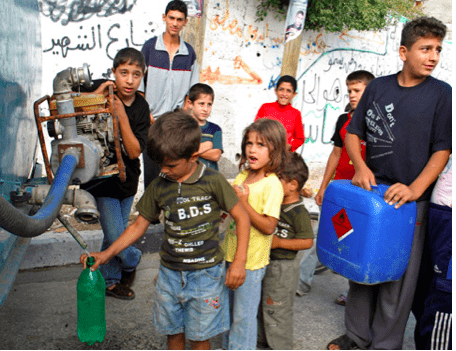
[105,283,135,300]
[327,334,358,350]
[120,269,137,287]
[335,293,347,306]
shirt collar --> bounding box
[159,161,206,184]
[156,33,189,56]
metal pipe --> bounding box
[30,186,99,223]
[57,214,88,251]
[0,150,79,238]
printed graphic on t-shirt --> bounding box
[366,102,397,159]
[163,195,218,265]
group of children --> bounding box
[78,11,451,351]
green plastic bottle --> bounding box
[77,256,106,345]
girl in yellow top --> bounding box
[222,119,287,350]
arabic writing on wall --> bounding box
[40,0,137,25]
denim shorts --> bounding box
[153,262,229,341]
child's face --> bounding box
[275,82,297,106]
[346,81,367,111]
[159,156,198,183]
[189,94,213,125]
[112,63,144,101]
[163,10,187,37]
[399,36,442,80]
[245,131,271,172]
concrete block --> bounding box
[20,230,103,270]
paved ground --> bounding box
[0,250,417,350]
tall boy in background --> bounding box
[296,70,374,299]
[186,83,223,171]
[328,17,451,350]
[141,0,199,189]
[257,153,314,350]
[255,75,304,152]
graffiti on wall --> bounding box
[40,0,137,25]
[201,56,262,85]
[294,22,452,162]
[39,0,165,92]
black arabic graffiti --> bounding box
[43,20,152,59]
[39,0,137,25]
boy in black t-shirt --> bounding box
[80,48,150,300]
[81,111,250,350]
[257,153,314,350]
[328,17,451,350]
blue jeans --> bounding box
[96,196,142,287]
[154,263,230,341]
[223,264,266,350]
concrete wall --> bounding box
[38,0,453,193]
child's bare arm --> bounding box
[345,132,377,190]
[384,149,450,209]
[198,141,222,162]
[80,215,150,271]
[271,235,313,251]
[234,184,278,235]
[111,95,142,159]
[225,202,250,290]
[316,146,342,206]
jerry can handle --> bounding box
[370,185,384,197]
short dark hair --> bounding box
[165,0,188,18]
[113,48,146,73]
[279,152,309,190]
[276,75,297,92]
[296,10,304,17]
[239,119,288,175]
[188,83,215,102]
[346,70,375,86]
[401,17,446,49]
[147,109,201,163]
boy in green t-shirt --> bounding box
[81,110,250,350]
[257,152,314,350]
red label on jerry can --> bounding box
[332,208,353,241]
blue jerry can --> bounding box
[316,180,417,284]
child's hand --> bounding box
[384,183,419,209]
[351,165,377,191]
[94,80,116,96]
[110,94,126,118]
[80,251,110,271]
[315,188,325,206]
[234,183,249,203]
[225,261,246,290]
[270,235,280,249]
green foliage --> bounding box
[256,0,424,32]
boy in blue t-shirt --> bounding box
[186,83,223,171]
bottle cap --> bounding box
[86,256,95,268]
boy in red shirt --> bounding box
[255,75,304,152]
